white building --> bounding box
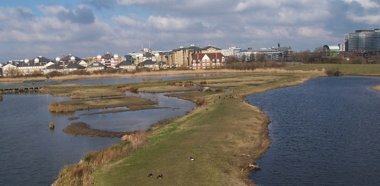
[221,47,242,57]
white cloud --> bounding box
[113,16,141,27]
[347,12,380,24]
[297,27,332,38]
[148,16,191,31]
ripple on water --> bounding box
[247,76,380,185]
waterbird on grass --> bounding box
[189,156,195,161]
[147,173,153,178]
[156,174,163,179]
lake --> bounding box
[247,76,380,185]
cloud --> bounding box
[1,0,379,61]
[85,0,117,9]
[148,16,191,31]
[39,5,95,24]
[343,0,380,9]
[347,12,380,24]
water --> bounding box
[0,92,195,185]
[75,93,195,132]
[247,77,380,185]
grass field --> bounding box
[53,71,321,186]
[284,64,380,76]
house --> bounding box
[43,63,65,74]
[16,57,53,76]
[66,62,86,72]
[97,53,122,68]
[86,62,105,72]
[139,60,159,70]
[191,53,224,70]
[116,60,136,72]
[2,63,18,77]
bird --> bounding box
[189,156,195,161]
[156,174,163,179]
[147,173,153,178]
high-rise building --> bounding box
[345,29,380,53]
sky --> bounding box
[0,0,379,61]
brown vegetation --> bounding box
[53,131,147,186]
[48,96,157,113]
[325,68,342,76]
[63,122,126,138]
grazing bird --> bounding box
[147,173,153,178]
[156,174,163,179]
[189,156,195,161]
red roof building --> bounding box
[191,53,224,70]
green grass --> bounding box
[284,64,380,76]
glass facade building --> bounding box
[345,29,380,53]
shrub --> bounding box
[194,97,206,106]
[129,87,138,93]
[46,71,64,78]
[199,81,207,85]
[325,68,342,76]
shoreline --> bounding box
[52,72,322,185]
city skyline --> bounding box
[1,0,380,61]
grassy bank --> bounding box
[284,64,380,76]
[53,71,321,186]
[374,85,380,91]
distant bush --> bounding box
[46,71,64,78]
[70,70,90,75]
[325,68,342,76]
[199,81,207,85]
[194,97,206,106]
[129,87,139,93]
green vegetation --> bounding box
[53,71,321,186]
[284,64,380,76]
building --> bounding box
[1,63,18,77]
[345,29,380,54]
[191,53,223,70]
[139,60,159,70]
[323,45,340,57]
[116,60,136,72]
[221,47,241,57]
[96,52,122,68]
[86,62,106,71]
[170,46,201,68]
[201,46,222,54]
